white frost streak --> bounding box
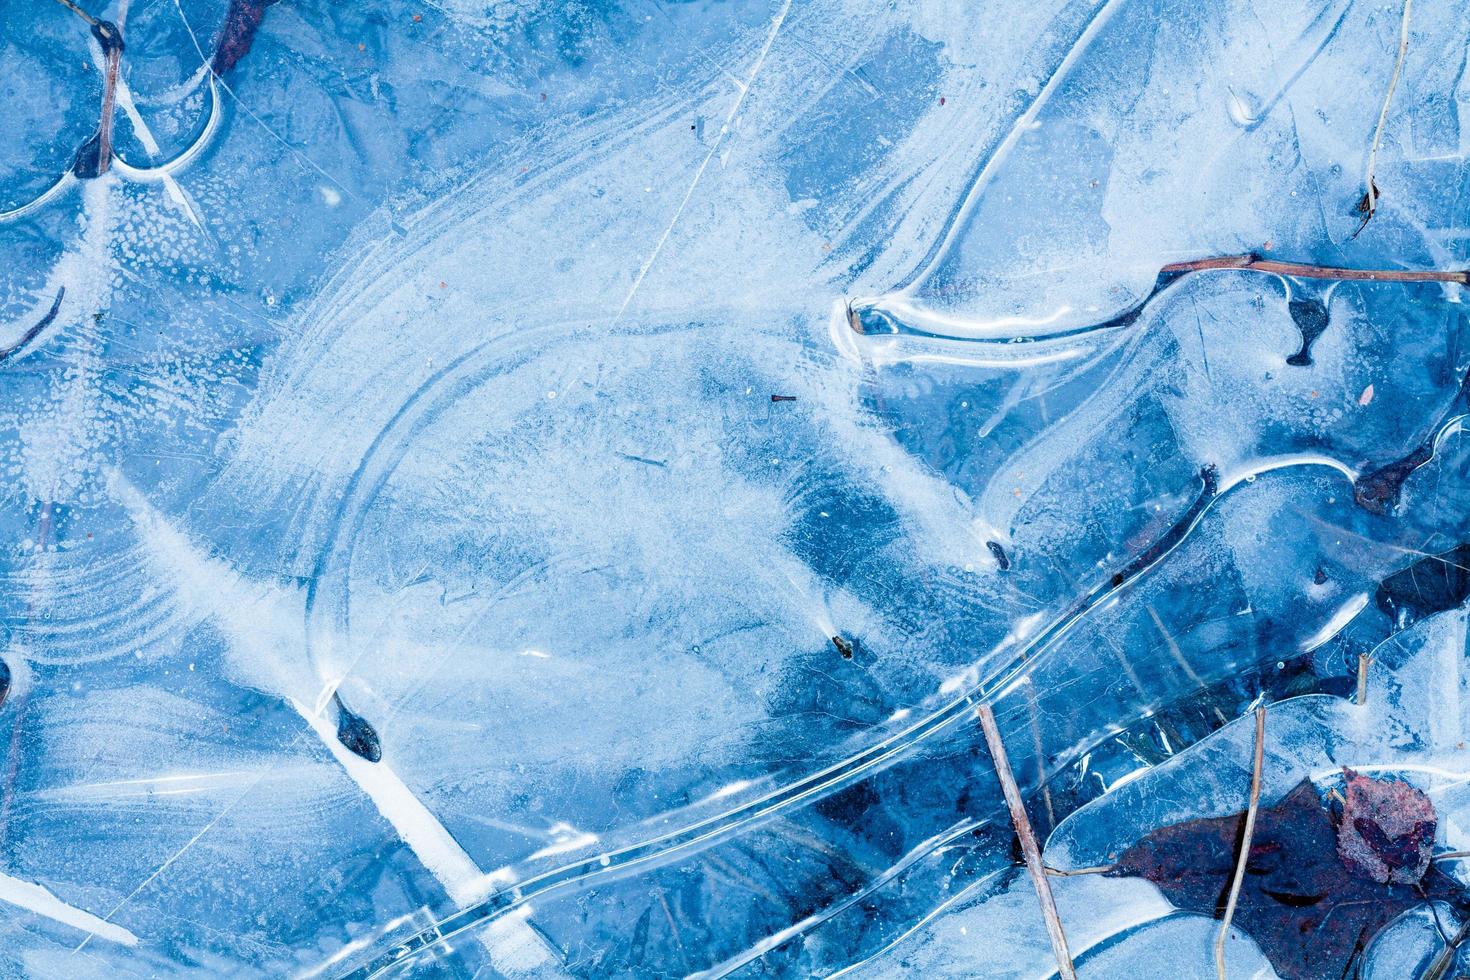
[0,873,139,947]
[107,68,203,229]
[293,706,487,906]
[114,476,564,973]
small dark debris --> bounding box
[0,659,10,709]
[1355,181,1380,215]
[831,635,854,659]
[986,540,1010,571]
[335,697,382,762]
[1351,180,1380,239]
[771,394,797,402]
[1313,567,1329,585]
[1353,440,1433,515]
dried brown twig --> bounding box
[50,0,123,177]
[1161,254,1467,284]
[1423,916,1470,980]
[1355,0,1413,238]
[1432,850,1470,863]
[847,254,1467,338]
[95,26,123,175]
[1216,704,1267,980]
[51,0,99,27]
[1044,864,1114,877]
[977,703,1076,980]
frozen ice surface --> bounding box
[841,873,1278,979]
[0,0,1468,976]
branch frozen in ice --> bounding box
[848,254,1467,343]
[1158,254,1466,283]
[1354,0,1413,238]
[1215,704,1266,980]
[50,0,100,28]
[1044,863,1114,877]
[72,23,125,178]
[49,0,124,178]
[1424,916,1470,980]
[0,287,65,363]
[977,702,1076,980]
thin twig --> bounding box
[849,254,1467,338]
[1024,679,1057,833]
[1045,864,1115,877]
[96,31,122,175]
[1423,916,1470,980]
[1160,254,1467,283]
[51,0,123,176]
[1356,653,1372,706]
[51,0,99,27]
[1356,0,1413,237]
[1216,704,1267,980]
[1433,850,1470,862]
[977,703,1076,980]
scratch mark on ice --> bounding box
[75,793,241,953]
[610,0,792,325]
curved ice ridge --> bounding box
[848,256,1467,344]
[338,452,1359,978]
[0,76,220,223]
[111,75,223,182]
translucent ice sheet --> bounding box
[0,0,1467,977]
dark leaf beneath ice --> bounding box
[1375,544,1470,623]
[212,0,280,75]
[1109,778,1464,979]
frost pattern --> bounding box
[0,0,1467,976]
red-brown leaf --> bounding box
[1109,777,1460,979]
[1337,766,1436,885]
